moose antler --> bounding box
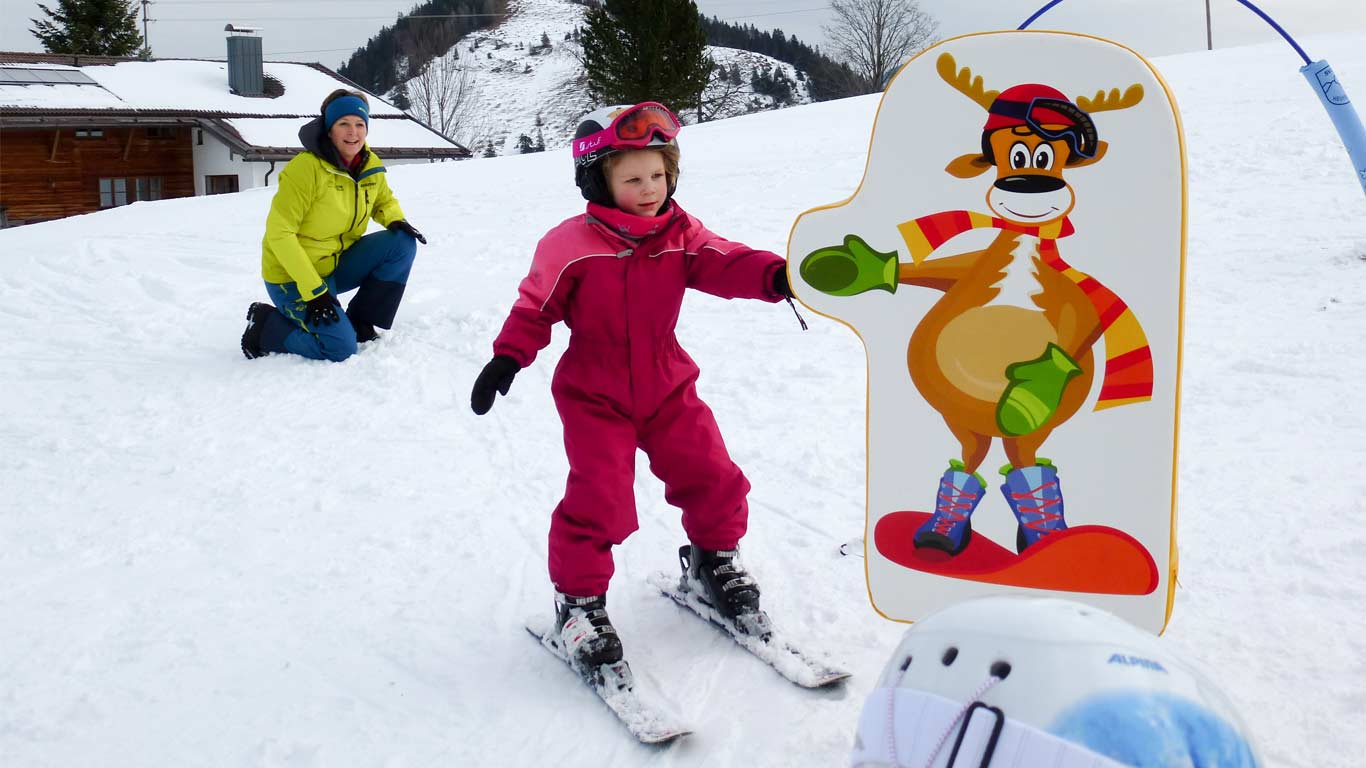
[937,52,999,111]
[1076,84,1145,113]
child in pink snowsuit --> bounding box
[471,102,793,671]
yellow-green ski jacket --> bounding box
[261,120,406,300]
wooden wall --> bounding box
[0,125,195,225]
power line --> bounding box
[266,47,360,56]
[154,13,508,22]
[717,8,830,21]
[152,7,825,24]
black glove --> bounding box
[471,355,521,415]
[388,219,427,245]
[772,266,794,298]
[304,293,341,326]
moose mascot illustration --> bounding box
[802,53,1153,559]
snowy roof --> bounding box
[0,54,467,155]
[222,116,462,153]
[0,58,404,117]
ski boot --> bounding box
[678,545,773,641]
[555,592,625,683]
[1000,461,1068,552]
[241,302,275,359]
[913,460,987,555]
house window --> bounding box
[75,128,105,139]
[146,126,176,139]
[99,178,128,208]
[100,177,162,207]
[134,177,163,201]
[196,129,203,146]
[205,175,240,195]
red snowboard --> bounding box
[874,511,1159,595]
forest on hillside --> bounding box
[697,15,860,101]
[338,1,861,103]
[338,0,510,97]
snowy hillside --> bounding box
[3,31,1366,768]
[399,0,810,154]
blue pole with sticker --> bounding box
[1301,60,1366,195]
[1020,0,1366,196]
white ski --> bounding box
[647,571,851,689]
[525,617,692,745]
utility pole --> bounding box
[140,0,151,51]
[1205,0,1213,50]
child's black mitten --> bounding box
[471,355,521,415]
[772,266,793,298]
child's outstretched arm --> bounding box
[682,221,788,303]
[471,233,574,414]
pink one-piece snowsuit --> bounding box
[492,201,786,597]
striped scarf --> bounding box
[897,210,1152,410]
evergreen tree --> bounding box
[31,0,143,56]
[391,81,412,111]
[581,0,710,114]
[516,133,535,154]
[484,141,498,158]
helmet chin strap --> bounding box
[882,666,1006,767]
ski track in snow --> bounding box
[3,34,1366,768]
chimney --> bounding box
[225,24,264,97]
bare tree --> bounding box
[696,64,750,123]
[406,47,474,139]
[396,20,473,139]
[824,0,938,93]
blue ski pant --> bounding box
[256,229,417,362]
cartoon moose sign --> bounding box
[789,32,1184,633]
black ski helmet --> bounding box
[572,104,680,207]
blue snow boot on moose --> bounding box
[1000,460,1068,553]
[679,545,773,641]
[913,460,987,555]
[555,592,623,673]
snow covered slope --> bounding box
[2,32,1365,768]
[401,0,810,154]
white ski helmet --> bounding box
[571,102,682,206]
[851,596,1261,767]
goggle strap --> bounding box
[986,96,1099,160]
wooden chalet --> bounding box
[0,37,468,227]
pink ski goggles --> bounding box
[572,102,682,160]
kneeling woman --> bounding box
[241,88,426,361]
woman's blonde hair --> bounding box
[603,143,680,190]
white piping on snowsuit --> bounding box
[533,231,740,313]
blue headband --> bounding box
[324,95,369,129]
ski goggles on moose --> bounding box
[572,102,682,160]
[987,96,1099,160]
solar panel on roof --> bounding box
[0,67,99,86]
